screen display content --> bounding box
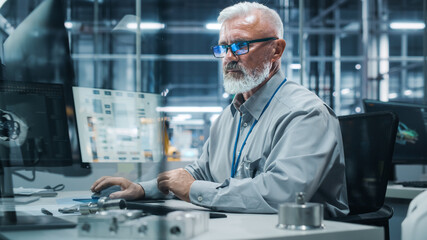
[73,87,163,163]
[363,100,427,164]
[0,81,72,167]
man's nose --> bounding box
[224,47,238,61]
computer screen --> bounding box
[0,81,72,167]
[73,86,163,163]
[0,0,81,231]
[363,99,427,164]
[0,0,90,176]
[2,0,73,85]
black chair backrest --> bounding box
[338,112,398,215]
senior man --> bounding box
[91,2,349,218]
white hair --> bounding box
[217,2,284,39]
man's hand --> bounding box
[157,168,195,202]
[90,176,145,200]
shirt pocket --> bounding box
[234,156,264,179]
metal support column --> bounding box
[283,0,293,82]
[136,0,142,179]
[93,0,99,87]
[378,0,390,102]
[424,0,427,104]
[401,34,408,97]
[299,0,304,85]
[334,7,341,112]
[361,0,369,99]
[136,0,142,92]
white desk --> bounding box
[386,184,425,199]
[385,185,426,240]
[1,191,383,240]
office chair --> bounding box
[332,112,398,240]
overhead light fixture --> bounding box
[341,88,351,95]
[355,64,361,70]
[390,22,425,30]
[290,63,301,70]
[388,93,398,99]
[404,90,413,96]
[127,22,165,30]
[205,23,221,30]
[171,119,205,125]
[157,106,223,113]
[64,21,73,29]
[172,114,192,122]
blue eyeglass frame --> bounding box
[211,37,278,58]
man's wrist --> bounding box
[136,183,145,199]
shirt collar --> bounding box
[230,70,286,119]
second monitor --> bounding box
[363,99,427,165]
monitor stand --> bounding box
[0,164,76,231]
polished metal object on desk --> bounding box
[58,197,126,215]
[77,209,209,239]
[277,192,324,230]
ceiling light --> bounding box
[388,93,398,99]
[341,88,351,95]
[171,119,205,125]
[290,63,301,70]
[355,64,361,70]
[156,106,223,113]
[390,22,425,30]
[205,23,221,30]
[404,90,413,96]
[172,114,192,122]
[64,21,73,29]
[127,22,165,30]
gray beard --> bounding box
[223,62,270,95]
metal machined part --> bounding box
[277,192,324,230]
[59,197,127,215]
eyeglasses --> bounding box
[211,37,278,58]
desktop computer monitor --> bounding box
[363,99,427,165]
[2,0,90,176]
[0,0,77,230]
[73,86,164,163]
[0,81,72,167]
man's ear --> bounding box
[271,39,286,63]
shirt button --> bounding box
[243,122,248,127]
[197,196,203,202]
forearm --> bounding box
[189,177,278,213]
[138,178,167,199]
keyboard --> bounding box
[126,201,227,219]
[396,181,427,188]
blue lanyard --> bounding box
[231,78,287,178]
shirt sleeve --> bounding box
[185,138,215,181]
[186,106,345,214]
[137,179,167,199]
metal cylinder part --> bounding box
[277,192,324,230]
[79,197,127,215]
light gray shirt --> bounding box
[140,70,349,218]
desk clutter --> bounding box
[56,197,209,239]
[77,209,209,239]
